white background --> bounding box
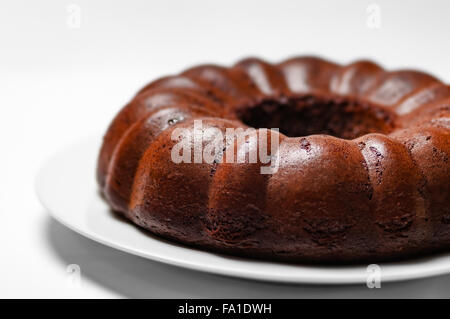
[1,0,450,298]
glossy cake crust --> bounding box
[98,56,450,263]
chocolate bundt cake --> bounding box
[98,56,449,263]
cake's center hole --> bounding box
[236,96,396,139]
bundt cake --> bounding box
[98,56,449,263]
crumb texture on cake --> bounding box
[98,56,450,263]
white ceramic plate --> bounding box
[36,136,450,284]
